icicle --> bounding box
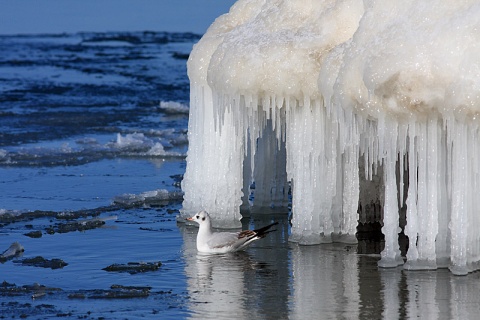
[338,111,360,243]
[341,143,360,243]
[415,122,429,261]
[289,97,336,244]
[181,84,244,228]
[404,115,439,270]
[423,115,439,265]
[404,120,419,266]
[241,130,252,215]
[449,120,469,275]
[378,118,403,268]
[435,122,450,268]
[397,123,408,207]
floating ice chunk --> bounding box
[60,143,73,153]
[114,133,152,149]
[170,132,188,146]
[0,242,24,261]
[113,189,183,206]
[146,143,167,156]
[159,101,189,114]
[0,209,21,219]
[113,132,184,157]
[0,149,12,164]
[2,131,184,167]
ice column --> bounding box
[403,122,419,264]
[377,117,403,267]
[287,98,337,244]
[403,115,451,270]
[181,86,244,228]
[339,112,361,243]
[449,120,469,275]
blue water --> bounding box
[0,31,193,318]
[1,11,480,320]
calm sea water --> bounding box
[1,24,480,320]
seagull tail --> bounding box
[249,222,279,241]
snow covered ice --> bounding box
[181,0,480,275]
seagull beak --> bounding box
[186,217,194,221]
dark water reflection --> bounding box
[180,216,480,320]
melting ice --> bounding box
[181,0,480,275]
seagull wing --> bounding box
[207,231,243,249]
[206,222,279,251]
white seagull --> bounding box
[187,210,278,253]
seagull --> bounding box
[186,210,278,253]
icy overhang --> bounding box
[181,0,480,275]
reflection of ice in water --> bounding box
[402,270,440,319]
[290,244,360,319]
[380,269,402,319]
[179,219,480,318]
[380,265,480,319]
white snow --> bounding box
[182,0,480,274]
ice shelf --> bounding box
[180,0,480,275]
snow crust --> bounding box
[182,0,480,274]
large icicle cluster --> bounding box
[181,0,480,275]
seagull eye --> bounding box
[196,215,199,219]
[202,217,206,221]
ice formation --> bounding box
[159,101,190,115]
[113,189,183,206]
[181,0,480,275]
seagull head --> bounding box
[186,210,210,226]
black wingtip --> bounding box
[253,221,279,238]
